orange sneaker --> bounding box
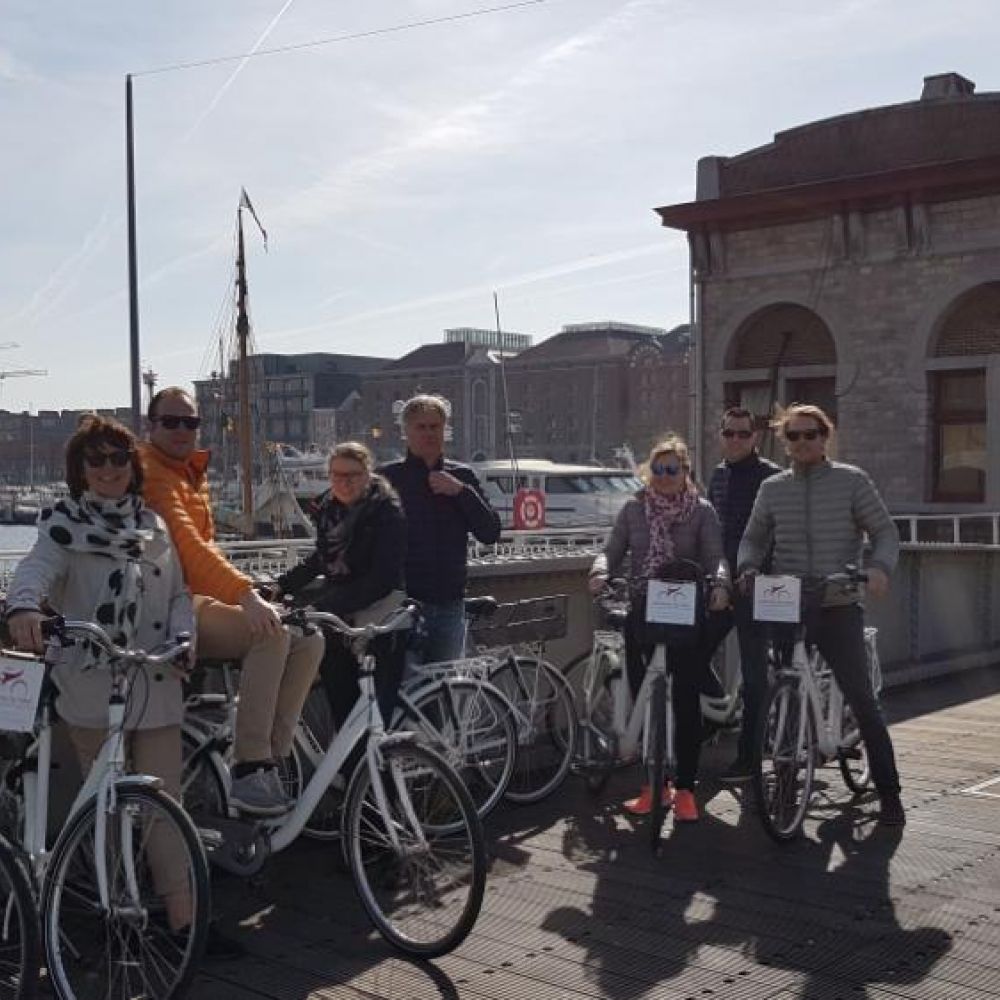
[673,789,699,822]
[623,784,673,816]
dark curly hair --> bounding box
[65,414,143,499]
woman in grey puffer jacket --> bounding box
[589,435,730,823]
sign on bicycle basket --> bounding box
[646,580,697,626]
[0,652,45,733]
[753,575,802,623]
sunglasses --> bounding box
[785,428,825,442]
[83,449,133,469]
[651,462,683,477]
[721,429,753,439]
[152,415,201,431]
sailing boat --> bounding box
[208,192,315,540]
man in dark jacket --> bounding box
[707,406,781,782]
[380,395,502,662]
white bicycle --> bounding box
[183,603,487,957]
[4,618,210,1000]
[753,569,883,842]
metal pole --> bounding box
[236,209,254,538]
[126,75,142,433]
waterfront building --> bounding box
[657,72,1000,510]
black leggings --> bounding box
[319,631,406,730]
[624,608,725,791]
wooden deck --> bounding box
[190,667,1000,1000]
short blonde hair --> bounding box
[773,403,835,439]
[401,394,448,426]
[640,434,691,486]
[328,441,374,472]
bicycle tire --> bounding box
[838,702,871,794]
[42,783,211,1000]
[0,834,39,1000]
[753,679,815,843]
[343,740,486,957]
[398,677,516,821]
[647,673,668,850]
[489,656,577,804]
[561,649,619,773]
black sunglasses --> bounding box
[785,428,825,442]
[651,462,683,476]
[153,415,201,431]
[721,429,753,439]
[83,449,133,468]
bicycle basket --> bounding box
[468,594,568,649]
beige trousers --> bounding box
[193,597,325,763]
[68,725,192,931]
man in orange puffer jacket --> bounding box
[140,387,324,816]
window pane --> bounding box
[546,476,582,494]
[935,422,986,500]
[935,370,986,416]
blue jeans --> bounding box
[415,599,467,665]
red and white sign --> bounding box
[513,488,546,530]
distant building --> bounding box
[657,72,1000,509]
[193,352,387,463]
[341,328,531,462]
[504,321,689,465]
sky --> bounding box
[1,0,998,413]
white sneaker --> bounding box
[230,768,292,816]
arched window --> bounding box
[927,282,1000,502]
[722,304,837,440]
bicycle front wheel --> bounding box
[838,702,871,794]
[0,834,38,1000]
[42,784,210,1000]
[402,678,516,821]
[647,673,668,850]
[344,740,486,958]
[490,657,577,804]
[754,679,815,842]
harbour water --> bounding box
[0,524,38,551]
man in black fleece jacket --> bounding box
[380,395,501,663]
[707,406,781,782]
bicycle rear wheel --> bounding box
[0,835,38,1000]
[490,656,577,804]
[343,740,486,957]
[647,673,668,850]
[400,678,516,821]
[754,679,815,842]
[42,784,210,1000]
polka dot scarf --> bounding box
[38,493,154,648]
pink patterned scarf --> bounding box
[641,486,699,580]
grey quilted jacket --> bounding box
[736,460,898,603]
[590,493,729,588]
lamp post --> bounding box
[126,75,142,434]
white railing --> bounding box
[892,513,1000,548]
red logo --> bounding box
[513,488,546,530]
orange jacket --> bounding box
[138,442,252,605]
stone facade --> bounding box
[658,73,1000,512]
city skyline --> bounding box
[2,0,998,411]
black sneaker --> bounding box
[879,793,906,827]
[719,758,753,784]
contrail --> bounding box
[181,0,298,144]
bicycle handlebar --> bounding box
[282,601,419,641]
[40,617,193,667]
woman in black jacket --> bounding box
[276,442,406,728]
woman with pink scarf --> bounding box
[589,435,730,822]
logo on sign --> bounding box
[0,669,28,699]
[513,488,545,530]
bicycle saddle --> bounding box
[464,596,498,621]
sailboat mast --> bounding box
[235,206,254,538]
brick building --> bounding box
[657,72,1000,511]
